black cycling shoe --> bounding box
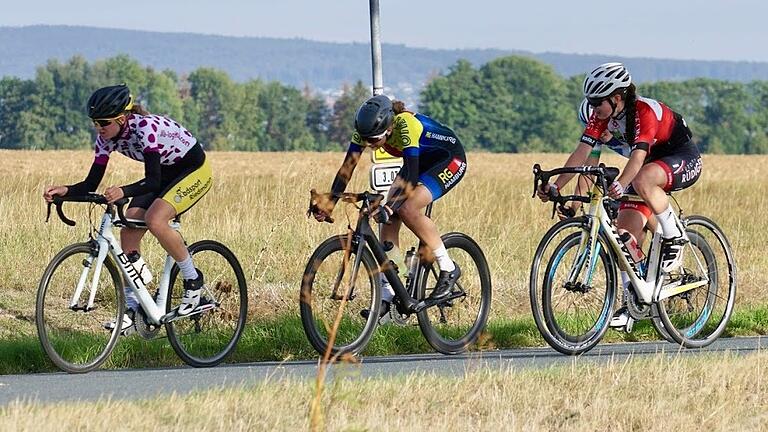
[360,300,391,320]
[428,262,462,302]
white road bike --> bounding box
[530,164,736,355]
[37,194,247,373]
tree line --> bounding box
[1,54,766,154]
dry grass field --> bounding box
[0,150,766,338]
[2,351,766,431]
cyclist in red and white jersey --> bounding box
[538,63,703,328]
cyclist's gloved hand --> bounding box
[308,189,335,222]
[600,130,614,143]
[556,204,577,220]
[536,183,558,202]
[608,180,624,199]
[372,204,393,224]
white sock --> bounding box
[379,274,395,302]
[176,255,199,281]
[433,244,455,272]
[124,287,139,311]
[620,271,631,289]
[655,204,681,239]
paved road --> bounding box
[0,336,762,406]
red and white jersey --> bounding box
[93,114,197,166]
[580,97,682,154]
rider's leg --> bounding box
[396,186,454,271]
[378,215,402,304]
[610,208,649,329]
[632,164,680,238]
[145,199,203,315]
[120,207,148,314]
[397,185,460,301]
[121,207,148,254]
[632,163,685,272]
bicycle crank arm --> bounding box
[160,302,218,323]
[69,304,96,312]
[413,290,466,312]
[656,279,708,301]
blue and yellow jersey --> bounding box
[349,112,460,157]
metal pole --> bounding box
[369,0,383,96]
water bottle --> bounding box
[404,247,418,286]
[127,251,153,285]
[619,230,646,264]
[383,241,408,280]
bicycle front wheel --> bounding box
[300,235,381,357]
[530,217,617,355]
[416,233,492,355]
[166,240,248,367]
[36,242,125,373]
[657,218,736,348]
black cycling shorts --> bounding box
[399,141,467,201]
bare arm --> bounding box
[617,148,648,188]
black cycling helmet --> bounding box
[87,84,134,119]
[354,95,394,138]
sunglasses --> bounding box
[91,115,122,128]
[587,97,606,108]
[363,132,387,144]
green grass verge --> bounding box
[3,306,767,375]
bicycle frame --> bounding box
[533,164,709,305]
[72,207,178,325]
[329,192,441,313]
[574,185,712,305]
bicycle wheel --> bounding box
[416,233,491,355]
[36,242,125,373]
[530,217,617,355]
[300,234,381,357]
[657,218,736,348]
[166,240,248,367]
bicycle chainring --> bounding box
[135,307,162,339]
[626,289,652,320]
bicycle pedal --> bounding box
[160,310,179,323]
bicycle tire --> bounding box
[166,240,248,367]
[300,234,381,357]
[530,217,617,355]
[415,233,492,355]
[36,242,125,373]
[657,217,736,348]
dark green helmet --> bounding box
[354,95,394,138]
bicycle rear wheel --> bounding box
[530,218,617,355]
[166,240,248,367]
[657,218,736,348]
[36,242,125,373]
[416,233,491,355]
[300,234,381,357]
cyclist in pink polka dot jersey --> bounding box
[44,84,214,331]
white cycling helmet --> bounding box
[578,99,593,126]
[583,62,632,99]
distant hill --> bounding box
[3,25,768,98]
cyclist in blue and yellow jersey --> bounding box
[311,95,467,317]
[43,84,212,331]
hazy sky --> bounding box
[2,0,766,62]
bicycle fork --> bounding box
[70,239,110,312]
